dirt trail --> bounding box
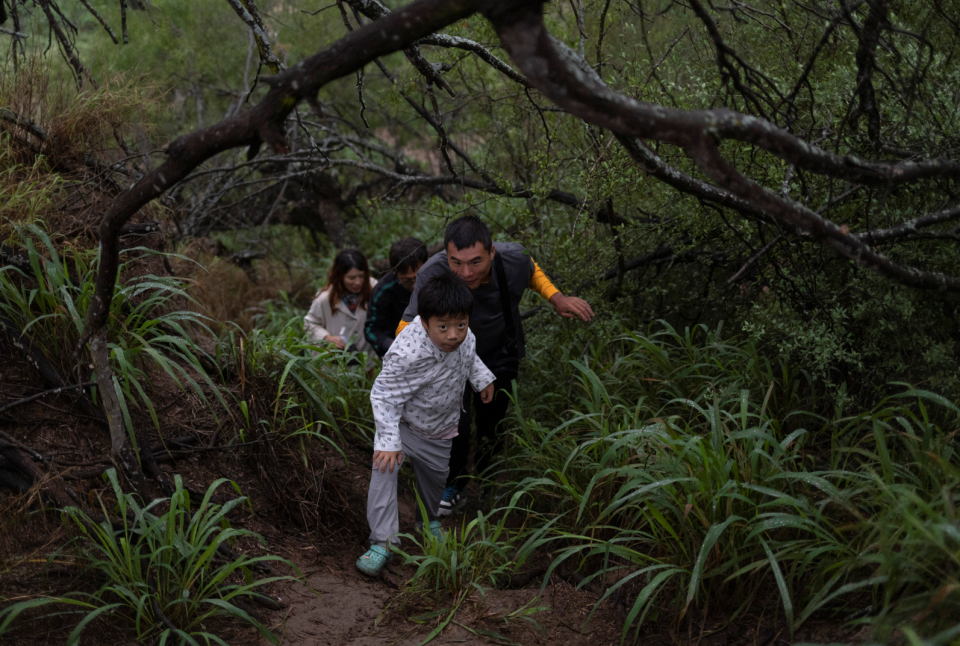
[279,568,483,646]
[276,562,620,646]
[269,493,621,646]
[264,495,621,646]
[279,569,402,646]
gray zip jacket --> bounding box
[370,316,495,453]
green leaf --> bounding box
[0,598,94,635]
[684,516,743,613]
[759,538,794,633]
[66,603,125,646]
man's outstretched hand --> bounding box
[549,293,594,321]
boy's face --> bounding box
[421,314,470,353]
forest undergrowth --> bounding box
[0,69,379,644]
[385,322,960,645]
[0,223,374,644]
[503,327,960,643]
[1,221,959,644]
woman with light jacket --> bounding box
[304,249,377,370]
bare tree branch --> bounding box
[36,0,96,88]
[484,1,960,291]
[119,0,129,44]
[684,135,960,290]
[727,234,782,284]
[0,382,97,416]
[0,106,48,141]
[0,26,27,39]
[419,33,528,86]
[855,204,960,244]
[225,0,284,73]
[849,0,889,144]
[687,0,783,117]
[616,134,768,222]
[77,0,119,44]
[344,0,456,96]
[485,3,960,188]
[343,0,529,89]
[372,58,490,180]
[780,1,866,118]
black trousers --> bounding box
[446,371,517,488]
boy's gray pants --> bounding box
[367,422,451,547]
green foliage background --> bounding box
[6,0,957,406]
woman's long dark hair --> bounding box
[323,248,372,313]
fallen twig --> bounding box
[0,381,97,416]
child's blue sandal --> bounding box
[356,544,393,577]
[415,520,445,541]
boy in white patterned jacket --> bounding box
[357,272,495,577]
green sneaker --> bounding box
[416,520,444,540]
[356,544,393,577]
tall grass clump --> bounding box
[396,495,532,598]
[0,224,226,434]
[520,322,814,430]
[0,142,64,227]
[217,315,375,448]
[824,392,960,639]
[502,323,959,641]
[0,470,296,645]
[207,298,376,532]
[0,60,156,237]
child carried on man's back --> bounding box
[357,272,495,576]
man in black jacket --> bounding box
[398,217,593,515]
[365,237,428,357]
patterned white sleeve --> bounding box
[369,335,432,452]
[466,340,496,392]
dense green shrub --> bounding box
[0,470,297,645]
[0,225,226,436]
[498,325,960,641]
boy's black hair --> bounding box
[389,237,428,273]
[443,215,493,251]
[418,272,473,323]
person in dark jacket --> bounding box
[397,216,594,515]
[365,237,428,357]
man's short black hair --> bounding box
[418,272,473,323]
[444,215,493,251]
[389,237,428,273]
